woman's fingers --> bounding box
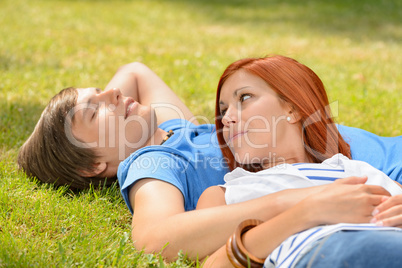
[368,195,389,209]
[372,212,402,228]
[374,195,402,214]
[372,195,402,227]
[334,176,391,196]
[365,185,392,196]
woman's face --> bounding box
[70,87,156,176]
[219,70,301,167]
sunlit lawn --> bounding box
[1,0,401,266]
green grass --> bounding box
[1,0,401,266]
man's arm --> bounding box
[129,177,391,262]
[129,178,290,261]
[128,179,331,261]
[104,62,198,125]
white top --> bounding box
[222,154,402,268]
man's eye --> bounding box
[91,106,99,119]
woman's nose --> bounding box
[221,107,238,127]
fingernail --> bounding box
[372,209,379,216]
[370,218,377,224]
[376,220,383,226]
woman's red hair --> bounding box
[215,55,351,171]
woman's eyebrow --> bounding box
[233,86,250,97]
[220,86,251,105]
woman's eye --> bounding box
[220,109,227,117]
[240,94,251,102]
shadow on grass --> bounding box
[161,0,402,43]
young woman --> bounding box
[198,55,402,267]
[18,60,401,261]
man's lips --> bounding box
[125,98,137,119]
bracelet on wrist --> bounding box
[226,219,265,268]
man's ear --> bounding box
[80,162,107,177]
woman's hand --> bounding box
[302,176,391,225]
[372,194,402,228]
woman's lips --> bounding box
[229,131,247,143]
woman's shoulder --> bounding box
[196,186,226,209]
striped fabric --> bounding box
[293,162,346,182]
[222,154,402,268]
[264,162,402,268]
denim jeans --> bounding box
[294,230,402,268]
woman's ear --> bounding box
[286,109,301,123]
[80,162,107,177]
[282,102,301,123]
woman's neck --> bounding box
[261,153,311,169]
[261,143,313,169]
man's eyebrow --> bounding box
[82,98,92,120]
[82,88,100,120]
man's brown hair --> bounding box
[18,87,116,189]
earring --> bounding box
[286,116,291,122]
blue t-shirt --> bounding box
[117,119,229,214]
[118,121,401,213]
[338,125,402,182]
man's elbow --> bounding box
[117,62,146,73]
[132,231,179,262]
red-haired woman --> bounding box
[199,55,402,267]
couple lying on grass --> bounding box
[19,55,402,267]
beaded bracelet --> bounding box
[226,219,265,268]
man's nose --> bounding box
[102,87,121,106]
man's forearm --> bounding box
[135,187,318,261]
